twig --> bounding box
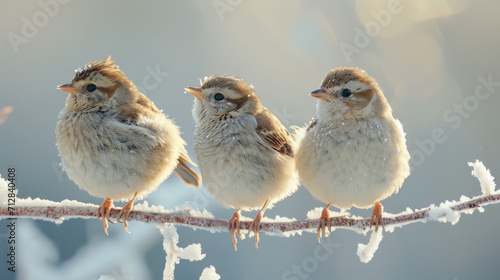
[1,192,499,236]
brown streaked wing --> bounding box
[255,108,294,157]
[115,93,160,124]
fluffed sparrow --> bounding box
[185,75,298,250]
[295,67,410,241]
[56,56,201,234]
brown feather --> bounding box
[200,74,294,156]
[114,93,201,187]
[320,67,390,117]
[115,92,160,123]
[255,108,294,157]
[201,74,253,94]
[174,153,201,187]
[72,55,131,86]
[320,67,377,90]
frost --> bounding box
[428,204,460,224]
[200,266,220,280]
[383,207,415,233]
[157,224,206,280]
[384,207,414,218]
[306,207,326,220]
[357,230,383,263]
[1,159,498,275]
[269,215,297,223]
[0,175,12,206]
[75,64,92,73]
[16,197,95,212]
[180,202,215,219]
[459,195,471,202]
[306,207,346,220]
[134,201,214,219]
[469,160,496,196]
[458,195,477,214]
[259,215,301,237]
[10,196,97,224]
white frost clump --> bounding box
[428,204,460,224]
[469,160,496,196]
[179,202,214,219]
[0,174,10,206]
[157,224,206,280]
[357,230,383,263]
[17,198,95,208]
[306,207,325,220]
[75,64,92,73]
[306,207,345,220]
[199,266,220,280]
[383,207,415,233]
[135,201,214,219]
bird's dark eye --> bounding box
[87,84,97,92]
[341,88,352,98]
[214,93,225,101]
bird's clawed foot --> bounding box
[98,198,114,235]
[118,192,138,234]
[370,201,384,232]
[317,203,332,243]
[249,199,270,249]
[229,209,242,251]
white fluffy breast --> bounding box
[56,110,184,201]
[296,117,410,209]
[194,115,298,210]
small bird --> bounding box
[185,75,298,250]
[295,67,410,241]
[56,56,200,235]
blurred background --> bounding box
[1,0,499,279]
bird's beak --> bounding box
[184,87,207,100]
[310,88,332,101]
[57,84,79,95]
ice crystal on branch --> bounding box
[469,160,496,196]
[0,160,499,276]
[157,224,205,280]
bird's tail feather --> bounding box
[174,154,201,188]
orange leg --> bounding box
[317,202,332,243]
[97,198,114,235]
[229,209,242,251]
[370,201,384,232]
[118,192,138,234]
[248,199,270,249]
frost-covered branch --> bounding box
[1,191,499,236]
[0,160,498,266]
